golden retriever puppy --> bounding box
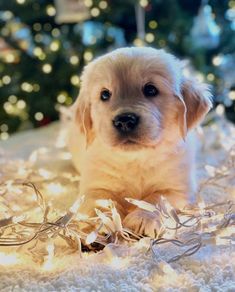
[67,47,212,237]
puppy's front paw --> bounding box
[123,209,161,238]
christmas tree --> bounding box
[0,0,235,141]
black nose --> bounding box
[112,113,140,133]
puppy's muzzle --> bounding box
[112,112,140,133]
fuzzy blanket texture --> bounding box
[0,116,234,292]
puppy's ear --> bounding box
[73,87,94,147]
[177,77,212,136]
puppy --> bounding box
[67,47,212,237]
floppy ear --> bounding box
[73,87,94,147]
[178,77,212,136]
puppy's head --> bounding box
[74,47,212,150]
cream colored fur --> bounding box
[67,47,212,237]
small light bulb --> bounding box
[145,33,155,43]
[140,0,148,7]
[46,5,56,16]
[17,100,26,109]
[212,55,223,66]
[149,20,158,29]
[34,112,44,121]
[91,7,100,17]
[70,75,80,86]
[16,0,25,4]
[2,75,11,85]
[70,55,79,65]
[84,51,93,62]
[228,90,235,100]
[42,64,52,73]
[84,0,93,7]
[99,1,108,9]
[50,41,60,51]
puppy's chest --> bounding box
[109,155,185,196]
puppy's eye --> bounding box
[100,89,111,101]
[143,84,159,97]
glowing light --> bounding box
[50,40,60,51]
[111,205,122,231]
[60,152,72,160]
[145,33,155,43]
[140,0,148,7]
[44,23,52,31]
[0,132,9,140]
[70,55,79,65]
[12,215,25,224]
[16,0,25,4]
[95,208,115,232]
[38,168,53,179]
[17,100,26,109]
[33,47,43,57]
[84,0,93,7]
[42,64,52,74]
[8,95,17,103]
[70,75,80,86]
[133,38,145,47]
[212,55,223,66]
[46,183,65,196]
[91,7,100,17]
[17,166,28,177]
[33,23,41,31]
[21,82,33,92]
[3,102,14,114]
[229,0,235,8]
[69,196,84,213]
[35,33,43,42]
[0,253,19,266]
[2,75,11,85]
[207,73,215,81]
[5,53,15,63]
[51,28,60,37]
[33,83,40,92]
[46,5,56,16]
[99,1,107,9]
[149,20,158,29]
[216,104,225,116]
[34,112,44,121]
[43,242,55,271]
[228,90,235,100]
[84,51,93,62]
[0,124,8,132]
[2,11,13,20]
[86,231,97,244]
[57,93,67,103]
[96,199,111,209]
[125,198,156,212]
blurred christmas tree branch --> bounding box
[0,0,235,140]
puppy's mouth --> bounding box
[116,136,156,150]
[122,139,137,145]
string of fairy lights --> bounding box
[0,0,235,141]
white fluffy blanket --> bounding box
[0,117,234,292]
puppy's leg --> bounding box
[123,191,188,237]
[78,189,126,219]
